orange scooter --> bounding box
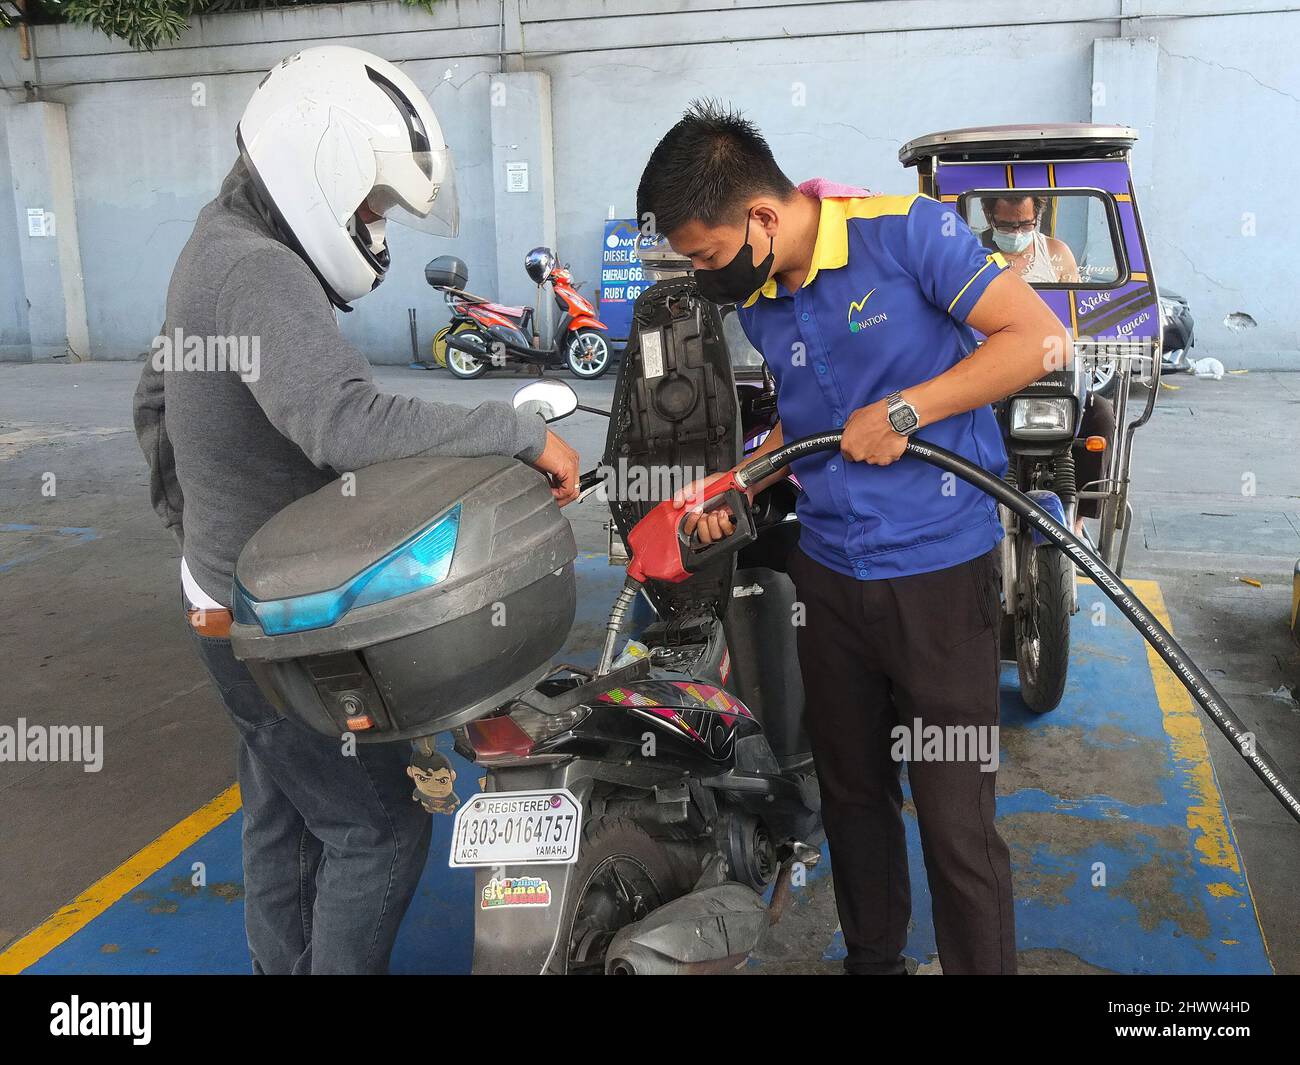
[428,246,612,380]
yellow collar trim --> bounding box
[741,196,876,308]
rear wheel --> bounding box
[433,320,476,369]
[559,817,681,974]
[1014,535,1073,712]
[445,331,490,380]
[566,329,612,379]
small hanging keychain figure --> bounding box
[407,738,460,815]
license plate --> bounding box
[449,789,582,867]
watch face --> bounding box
[889,405,918,433]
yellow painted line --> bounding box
[1077,575,1269,954]
[1126,578,1241,877]
[1132,578,1271,963]
[0,784,242,974]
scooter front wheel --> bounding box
[566,329,612,379]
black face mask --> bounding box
[694,215,775,305]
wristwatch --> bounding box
[885,391,920,436]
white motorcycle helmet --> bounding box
[237,46,458,308]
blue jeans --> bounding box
[189,628,432,974]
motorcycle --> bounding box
[228,274,822,974]
[427,246,612,381]
[901,123,1162,712]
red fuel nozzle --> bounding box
[625,469,754,584]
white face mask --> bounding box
[991,227,1033,254]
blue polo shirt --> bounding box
[737,191,1009,581]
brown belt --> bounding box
[187,605,233,638]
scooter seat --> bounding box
[481,301,529,318]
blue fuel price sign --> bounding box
[598,219,656,344]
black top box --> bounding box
[424,255,469,290]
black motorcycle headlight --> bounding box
[1009,396,1075,441]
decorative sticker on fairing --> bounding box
[598,680,753,717]
[1074,282,1158,340]
[598,680,755,760]
[481,875,552,910]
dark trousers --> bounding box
[188,628,431,974]
[787,546,1016,974]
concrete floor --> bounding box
[0,360,1296,972]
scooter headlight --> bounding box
[1009,397,1075,441]
[234,505,461,635]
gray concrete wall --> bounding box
[1,0,1298,367]
[1141,7,1300,367]
[5,101,91,360]
[0,97,27,361]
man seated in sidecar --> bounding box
[977,194,1081,285]
[976,193,1113,536]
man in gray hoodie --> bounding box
[134,46,578,973]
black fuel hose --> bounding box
[740,433,1300,825]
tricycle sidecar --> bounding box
[901,124,1162,709]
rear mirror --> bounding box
[513,379,579,423]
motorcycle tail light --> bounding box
[1009,397,1074,441]
[509,702,591,743]
[464,715,535,761]
[464,703,590,762]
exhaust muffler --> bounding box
[603,883,769,975]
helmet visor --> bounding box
[368,145,459,238]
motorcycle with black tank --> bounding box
[228,274,823,974]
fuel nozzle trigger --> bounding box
[677,487,757,573]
